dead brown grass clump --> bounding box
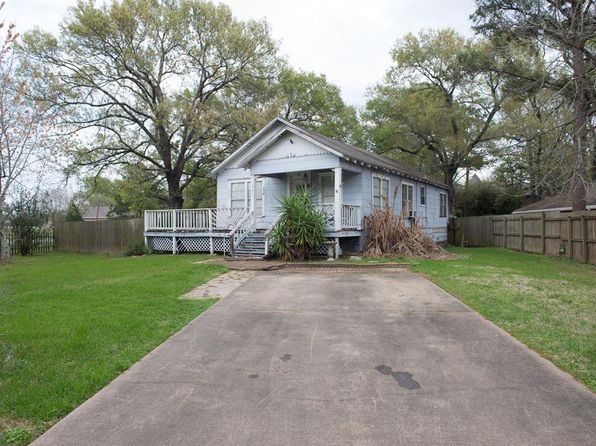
[363,207,445,259]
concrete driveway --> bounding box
[33,268,596,446]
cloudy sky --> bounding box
[4,0,476,107]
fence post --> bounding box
[567,216,573,259]
[540,213,546,255]
[581,215,588,264]
[489,216,493,246]
[503,218,507,248]
[520,215,524,252]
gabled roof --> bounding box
[513,185,596,213]
[209,118,449,190]
[82,205,111,220]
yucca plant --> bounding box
[269,188,326,260]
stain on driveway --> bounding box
[33,270,596,446]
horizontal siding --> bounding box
[263,175,286,227]
[250,133,340,175]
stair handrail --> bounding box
[228,209,254,252]
[263,213,283,255]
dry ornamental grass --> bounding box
[363,207,445,259]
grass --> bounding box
[0,248,593,443]
[381,247,595,391]
[0,253,227,444]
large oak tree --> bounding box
[365,29,506,212]
[23,0,280,208]
[472,0,595,210]
[277,68,364,146]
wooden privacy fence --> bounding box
[54,218,144,255]
[450,211,596,264]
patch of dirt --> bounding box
[180,270,255,300]
[0,417,36,432]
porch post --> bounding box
[250,175,256,225]
[333,167,342,231]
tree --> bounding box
[183,176,216,208]
[117,163,167,215]
[76,175,119,208]
[472,0,595,210]
[64,200,83,221]
[23,0,280,209]
[365,29,506,211]
[77,166,166,217]
[277,68,364,145]
[454,181,524,216]
[0,3,56,260]
[496,85,576,200]
[8,191,50,256]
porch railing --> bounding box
[230,209,254,250]
[315,204,361,230]
[145,204,361,233]
[263,213,283,255]
[144,208,247,232]
[341,204,361,229]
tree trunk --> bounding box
[166,174,184,209]
[443,166,458,217]
[570,45,588,211]
[0,226,10,261]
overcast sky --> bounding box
[4,0,476,107]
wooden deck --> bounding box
[144,207,362,255]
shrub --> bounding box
[64,200,83,221]
[124,239,152,257]
[269,188,326,261]
[8,192,50,256]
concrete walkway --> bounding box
[33,269,596,445]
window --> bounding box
[420,186,426,206]
[401,183,413,216]
[230,178,264,217]
[440,192,448,218]
[230,181,248,211]
[372,175,389,209]
[255,180,264,217]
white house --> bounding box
[144,118,449,257]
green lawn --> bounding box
[0,254,227,444]
[405,248,595,391]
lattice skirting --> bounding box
[147,236,230,253]
[147,236,173,252]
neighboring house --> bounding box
[468,173,483,186]
[81,205,111,221]
[144,118,450,257]
[513,185,596,214]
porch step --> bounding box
[231,231,268,259]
